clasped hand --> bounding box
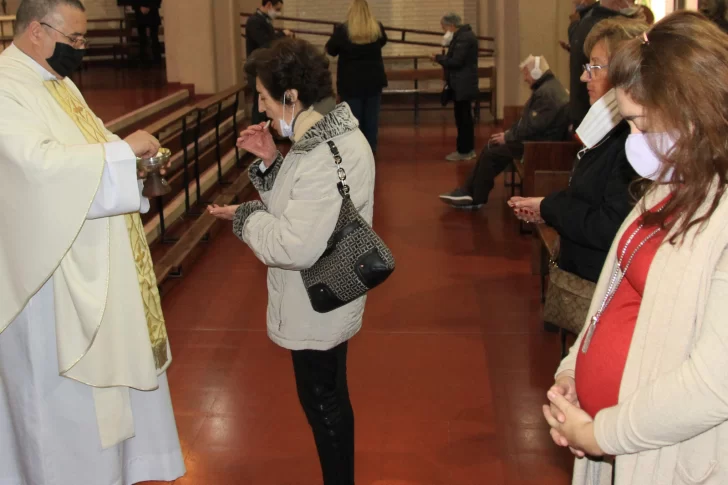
[542,376,603,458]
[508,196,545,224]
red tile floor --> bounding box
[142,112,575,484]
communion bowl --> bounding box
[137,148,172,198]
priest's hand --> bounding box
[125,130,160,160]
[237,122,277,167]
[207,204,240,221]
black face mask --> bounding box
[46,42,85,78]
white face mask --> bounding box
[442,30,454,47]
[625,132,676,181]
[267,9,281,19]
[576,88,622,149]
[279,95,296,139]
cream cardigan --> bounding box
[556,181,728,485]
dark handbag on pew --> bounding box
[300,140,396,313]
[441,83,454,107]
[543,239,596,335]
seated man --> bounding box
[439,55,569,209]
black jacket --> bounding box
[505,71,569,143]
[540,121,638,282]
[568,4,626,126]
[127,0,161,7]
[245,10,285,58]
[325,23,388,98]
[131,0,161,26]
[435,25,479,101]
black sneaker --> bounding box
[439,189,474,206]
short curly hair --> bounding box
[245,38,334,108]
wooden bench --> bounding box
[517,141,581,197]
[532,169,574,354]
[78,17,166,67]
[511,141,580,237]
[531,169,570,277]
[150,84,249,286]
[382,66,496,122]
[0,14,14,51]
[154,170,251,283]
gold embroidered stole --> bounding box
[44,79,169,369]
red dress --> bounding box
[575,198,670,418]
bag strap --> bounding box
[549,235,561,267]
[326,140,350,198]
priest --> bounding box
[0,1,185,484]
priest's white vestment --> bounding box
[0,44,185,485]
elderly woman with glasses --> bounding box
[509,17,647,287]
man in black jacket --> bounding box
[440,55,569,209]
[433,13,479,161]
[131,0,162,65]
[699,0,728,33]
[568,0,635,127]
[246,0,291,124]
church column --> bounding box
[164,0,242,94]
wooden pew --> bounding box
[516,141,581,197]
[382,66,496,121]
[152,85,251,288]
[512,141,579,237]
[532,169,575,355]
[501,105,525,193]
[530,170,571,276]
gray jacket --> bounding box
[232,103,375,351]
[505,71,569,143]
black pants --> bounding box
[453,99,475,154]
[343,93,382,153]
[134,9,162,63]
[464,141,524,205]
[292,342,355,485]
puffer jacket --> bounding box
[232,103,375,351]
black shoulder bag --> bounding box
[300,140,396,313]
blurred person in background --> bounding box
[699,0,728,32]
[432,12,479,161]
[246,0,292,124]
[561,0,598,53]
[326,0,388,154]
[439,55,569,209]
[568,0,637,128]
[131,0,162,66]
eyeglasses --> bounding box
[40,22,90,49]
[582,63,608,80]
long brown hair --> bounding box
[609,11,728,244]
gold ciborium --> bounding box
[137,148,172,198]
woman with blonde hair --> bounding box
[543,11,728,484]
[326,0,388,153]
